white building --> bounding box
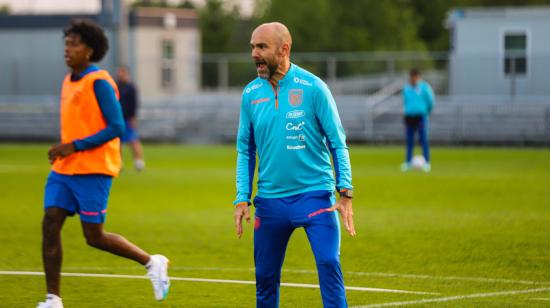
[0,1,200,98]
[447,7,550,97]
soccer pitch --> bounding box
[1,144,549,307]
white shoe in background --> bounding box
[135,159,146,171]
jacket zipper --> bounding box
[270,82,279,109]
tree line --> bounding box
[135,0,550,53]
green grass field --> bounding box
[1,144,550,307]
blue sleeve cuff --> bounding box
[73,140,85,151]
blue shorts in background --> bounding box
[120,119,139,143]
[44,171,113,224]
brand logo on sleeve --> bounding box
[286,110,305,119]
[288,89,303,107]
[293,77,313,87]
[245,82,263,94]
[252,97,270,105]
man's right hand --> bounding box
[234,203,250,239]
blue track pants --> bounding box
[253,190,347,308]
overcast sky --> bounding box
[0,0,254,15]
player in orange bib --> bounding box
[37,20,169,308]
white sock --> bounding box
[47,294,62,301]
[145,256,155,269]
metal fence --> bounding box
[1,94,549,145]
[3,51,548,99]
[202,51,449,94]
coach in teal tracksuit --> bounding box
[233,22,356,308]
[402,69,435,172]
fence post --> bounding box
[11,61,19,96]
[327,57,337,91]
[457,104,463,144]
[386,58,396,77]
[364,101,375,142]
[218,57,229,91]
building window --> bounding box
[504,33,527,75]
[161,67,173,89]
[161,40,175,89]
[162,40,174,60]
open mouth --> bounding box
[255,61,267,70]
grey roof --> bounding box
[451,6,550,20]
[0,14,111,29]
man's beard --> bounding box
[257,61,279,79]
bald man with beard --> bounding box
[233,22,355,308]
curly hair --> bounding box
[63,19,109,62]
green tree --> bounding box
[177,1,195,9]
[199,0,240,53]
[257,0,426,52]
[0,4,10,14]
[257,0,333,52]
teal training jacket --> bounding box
[402,80,435,116]
[234,64,353,205]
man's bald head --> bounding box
[250,22,292,81]
[252,22,292,49]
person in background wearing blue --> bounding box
[401,69,435,172]
[117,66,145,171]
[233,22,355,308]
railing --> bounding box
[202,51,448,93]
[1,94,549,145]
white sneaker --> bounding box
[423,163,431,173]
[146,254,170,301]
[37,294,63,308]
[135,159,145,172]
[401,162,410,172]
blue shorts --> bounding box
[44,171,113,224]
[120,120,139,143]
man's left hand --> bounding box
[48,143,76,164]
[328,197,356,237]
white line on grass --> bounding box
[351,287,550,307]
[0,271,438,295]
[8,266,548,286]
[143,266,550,286]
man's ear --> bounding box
[281,42,291,57]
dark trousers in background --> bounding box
[404,115,430,163]
[253,190,347,308]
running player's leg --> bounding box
[298,191,347,308]
[80,222,149,264]
[71,174,169,300]
[42,207,69,297]
[254,196,294,308]
[130,139,145,171]
[42,172,79,298]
